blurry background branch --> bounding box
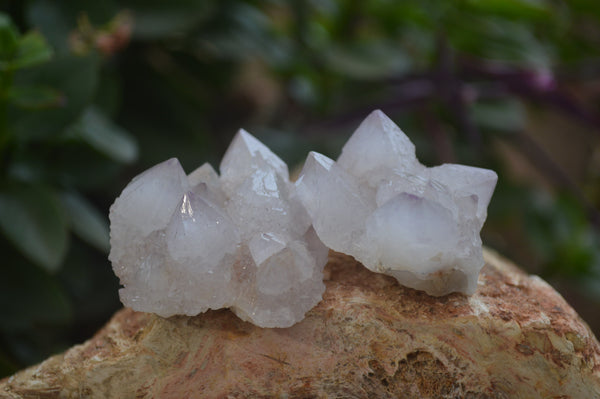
[0,0,599,378]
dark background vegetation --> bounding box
[1,0,599,377]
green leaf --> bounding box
[447,15,552,69]
[0,248,72,332]
[129,0,214,39]
[0,13,19,62]
[27,0,120,53]
[198,2,289,65]
[7,85,63,109]
[94,71,121,117]
[324,41,411,79]
[60,191,110,253]
[12,31,53,70]
[466,0,551,21]
[471,99,526,133]
[47,146,123,189]
[70,107,138,163]
[25,0,73,54]
[0,182,69,272]
[11,53,100,141]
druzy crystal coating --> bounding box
[109,130,328,328]
[295,110,498,296]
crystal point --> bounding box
[338,110,420,185]
[430,164,498,224]
[220,129,289,190]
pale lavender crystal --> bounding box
[109,130,327,328]
[296,110,498,296]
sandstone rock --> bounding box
[2,249,600,398]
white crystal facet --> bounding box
[220,129,289,192]
[109,130,327,328]
[338,110,421,187]
[296,152,375,256]
[296,110,498,296]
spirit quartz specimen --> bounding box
[109,130,328,328]
[109,111,497,329]
[295,110,498,296]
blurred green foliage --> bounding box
[1,0,599,377]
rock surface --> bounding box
[2,249,600,398]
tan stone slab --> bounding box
[2,249,600,398]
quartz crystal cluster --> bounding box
[295,110,498,296]
[109,110,498,329]
[109,130,328,328]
